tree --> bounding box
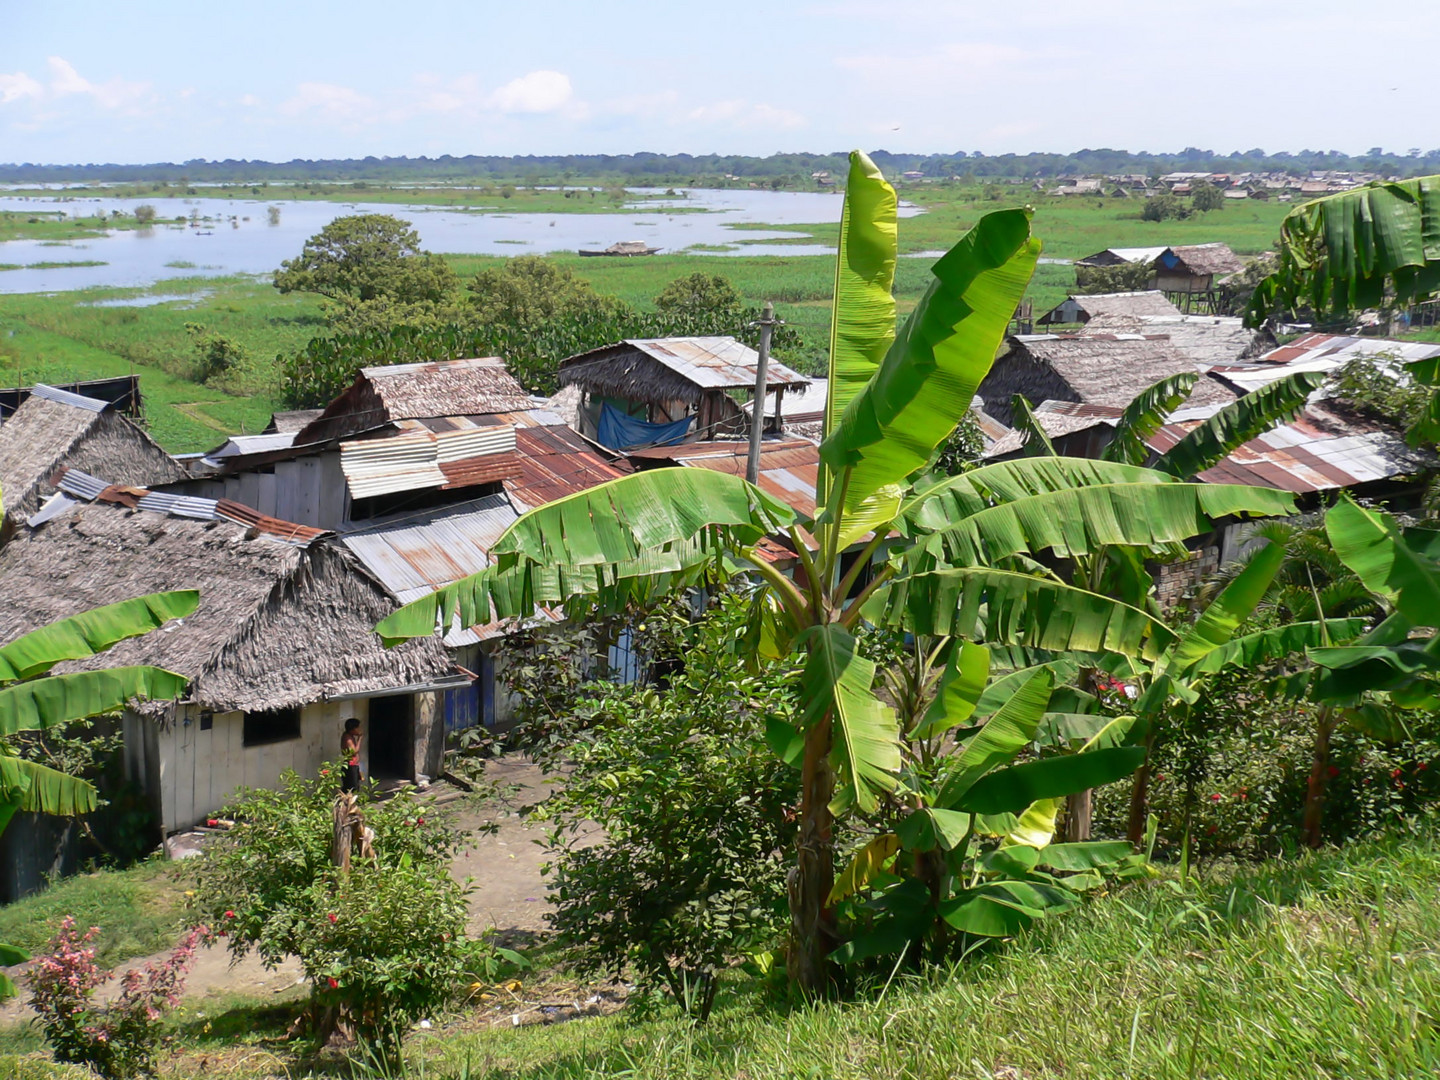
[655,272,742,318]
[465,255,621,328]
[1141,192,1187,222]
[0,581,197,999]
[132,205,156,226]
[1074,261,1153,293]
[273,214,456,310]
[375,152,1296,994]
[1190,181,1225,212]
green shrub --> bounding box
[190,768,490,1060]
[533,594,799,1019]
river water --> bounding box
[0,187,914,295]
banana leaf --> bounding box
[0,666,189,736]
[820,207,1041,541]
[1010,395,1057,457]
[1035,840,1134,871]
[0,591,199,684]
[1162,541,1285,674]
[940,880,1078,937]
[1326,496,1440,630]
[937,669,1053,808]
[1103,372,1199,467]
[377,469,795,643]
[1181,619,1367,677]
[920,481,1295,566]
[828,833,901,905]
[0,756,97,816]
[871,568,1179,660]
[914,641,990,738]
[798,624,901,815]
[954,746,1147,816]
[820,151,898,501]
[1246,176,1440,324]
[1153,369,1328,480]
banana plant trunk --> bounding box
[1126,732,1157,846]
[1303,707,1337,849]
[788,713,837,996]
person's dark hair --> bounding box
[344,718,360,732]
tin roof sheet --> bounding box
[562,336,810,392]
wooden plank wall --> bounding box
[152,700,365,833]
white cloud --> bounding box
[238,93,262,107]
[43,56,152,111]
[686,99,805,130]
[279,82,374,120]
[486,70,572,114]
[0,71,43,105]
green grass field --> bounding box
[4,833,1437,1079]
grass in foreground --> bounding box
[5,832,1435,1079]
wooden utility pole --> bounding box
[746,302,778,485]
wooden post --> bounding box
[746,303,777,485]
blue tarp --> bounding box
[597,402,693,450]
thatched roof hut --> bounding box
[0,385,186,522]
[295,358,533,445]
[557,337,810,446]
[978,334,1235,426]
[1153,243,1246,293]
[1038,291,1182,326]
[0,478,451,715]
[1081,313,1273,368]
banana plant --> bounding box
[828,639,1145,966]
[377,152,1299,993]
[1245,176,1440,328]
[0,577,196,998]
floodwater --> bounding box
[0,187,918,295]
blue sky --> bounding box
[2,1,1434,164]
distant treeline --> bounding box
[3,148,1440,184]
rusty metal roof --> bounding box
[50,467,328,546]
[629,439,820,520]
[340,423,517,499]
[1146,401,1437,494]
[506,425,629,514]
[1215,333,1440,395]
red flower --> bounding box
[1419,762,1429,771]
[417,817,425,825]
[224,910,235,919]
[206,819,219,828]
[327,913,338,924]
[1209,793,1222,802]
[1327,765,1341,779]
[327,977,339,990]
[1391,767,1404,780]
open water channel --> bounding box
[0,187,922,296]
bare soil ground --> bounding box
[1,753,577,1024]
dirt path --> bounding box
[1,753,576,1024]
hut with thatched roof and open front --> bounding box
[556,337,810,450]
[977,333,1235,427]
[0,469,457,871]
[0,384,185,525]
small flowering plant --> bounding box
[28,918,208,1080]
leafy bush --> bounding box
[534,594,799,1019]
[28,919,206,1080]
[189,769,489,1059]
[1074,260,1154,293]
[132,205,156,226]
[1141,192,1189,222]
[183,322,246,384]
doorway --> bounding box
[367,695,413,781]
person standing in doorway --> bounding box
[341,718,363,792]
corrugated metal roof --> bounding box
[339,424,517,499]
[1147,401,1437,493]
[31,384,110,412]
[201,432,298,466]
[627,337,810,390]
[51,466,328,545]
[628,439,821,520]
[1214,333,1440,395]
[506,426,629,513]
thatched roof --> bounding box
[0,386,186,520]
[979,334,1236,425]
[1160,243,1245,278]
[265,409,322,434]
[0,496,451,715]
[1072,292,1182,320]
[295,358,532,445]
[558,337,809,406]
[1082,313,1272,368]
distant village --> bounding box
[1,234,1437,897]
[801,168,1398,200]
